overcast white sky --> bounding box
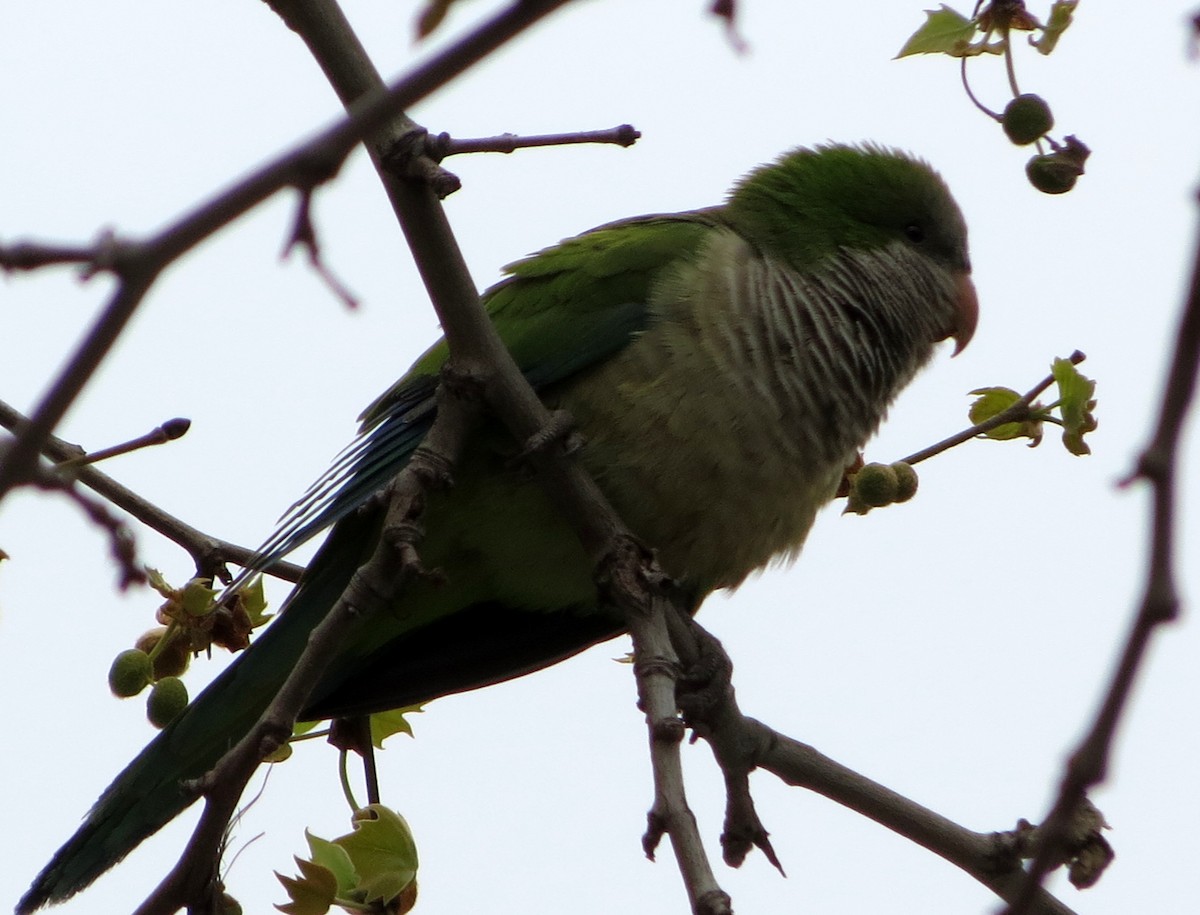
[2,2,1199,913]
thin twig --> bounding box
[55,417,191,469]
[281,188,361,310]
[0,398,304,584]
[898,350,1085,466]
[0,238,113,272]
[425,124,641,158]
[756,725,1079,915]
[678,634,1078,914]
[0,0,573,505]
[16,461,146,590]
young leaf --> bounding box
[180,578,218,616]
[370,705,424,748]
[1051,357,1097,455]
[239,575,272,628]
[335,806,419,906]
[275,856,337,915]
[896,5,977,58]
[1030,0,1078,55]
[146,567,174,598]
[968,387,1044,445]
[293,719,323,738]
[306,831,358,898]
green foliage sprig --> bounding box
[106,571,271,728]
[276,806,419,915]
[844,353,1096,513]
[898,1,1090,194]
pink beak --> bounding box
[950,272,979,356]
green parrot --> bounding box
[20,142,976,912]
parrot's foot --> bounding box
[671,616,787,876]
[718,777,784,874]
[518,408,583,460]
[674,618,734,726]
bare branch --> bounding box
[13,459,146,591]
[0,398,305,585]
[54,417,192,470]
[0,0,574,505]
[0,236,114,272]
[685,677,1080,915]
[280,188,361,310]
[424,123,642,158]
[1002,191,1200,915]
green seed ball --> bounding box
[1003,94,1054,145]
[147,676,189,729]
[1026,155,1078,195]
[853,462,900,508]
[890,462,919,503]
[108,648,153,698]
[134,627,191,679]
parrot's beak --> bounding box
[949,272,978,356]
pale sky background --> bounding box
[2,2,1199,913]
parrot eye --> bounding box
[903,222,926,243]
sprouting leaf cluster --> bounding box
[276,806,419,915]
[841,355,1096,515]
[969,357,1097,455]
[898,1,1089,194]
[106,571,270,729]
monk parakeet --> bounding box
[21,142,976,911]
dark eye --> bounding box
[903,222,925,243]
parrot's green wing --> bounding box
[250,212,719,575]
[19,212,718,914]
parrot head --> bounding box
[727,142,978,355]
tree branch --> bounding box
[683,667,1079,915]
[0,398,304,585]
[1002,189,1200,915]
[0,0,573,505]
[264,2,724,911]
[424,124,642,158]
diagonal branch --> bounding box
[687,675,1079,915]
[0,0,572,505]
[266,1,726,910]
[1002,190,1200,915]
